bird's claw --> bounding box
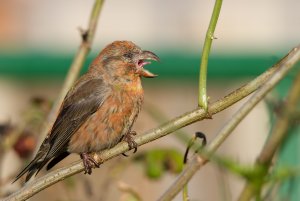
[80,153,100,175]
[122,131,138,157]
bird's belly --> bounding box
[68,92,142,153]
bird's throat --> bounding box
[113,77,143,94]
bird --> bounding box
[14,41,159,182]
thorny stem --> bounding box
[158,45,300,201]
[40,0,105,140]
[198,0,223,111]
[237,59,300,201]
[1,45,292,201]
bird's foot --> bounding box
[80,153,100,175]
[122,131,138,157]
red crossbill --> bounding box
[14,41,159,182]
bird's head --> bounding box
[92,41,159,79]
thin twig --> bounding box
[157,45,300,201]
[40,0,105,139]
[118,181,142,201]
[198,0,223,111]
[237,59,300,201]
[182,132,207,201]
[1,48,288,201]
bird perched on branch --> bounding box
[14,41,159,182]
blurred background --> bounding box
[0,0,300,200]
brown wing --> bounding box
[14,77,109,182]
[47,78,109,158]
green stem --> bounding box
[158,45,300,201]
[198,0,223,111]
[182,179,189,201]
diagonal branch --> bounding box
[237,57,300,201]
[157,45,300,201]
[40,0,105,139]
[1,47,288,201]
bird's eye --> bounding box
[123,52,133,59]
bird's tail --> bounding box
[13,144,50,183]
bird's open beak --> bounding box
[136,50,160,78]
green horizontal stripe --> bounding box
[0,51,289,79]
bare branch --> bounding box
[157,45,300,201]
[238,52,300,201]
[40,0,105,139]
[2,45,291,201]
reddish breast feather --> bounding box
[68,83,143,154]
